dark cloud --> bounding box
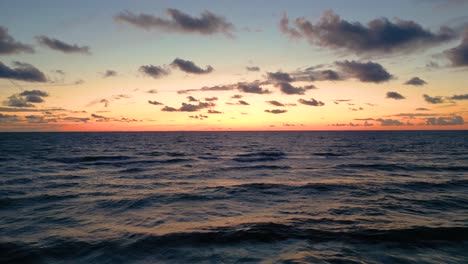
[246,66,260,72]
[290,68,342,82]
[279,14,302,39]
[449,94,468,100]
[161,106,178,112]
[336,60,392,83]
[386,91,406,100]
[148,100,163,105]
[298,98,325,106]
[416,107,430,111]
[146,89,158,94]
[162,102,215,112]
[444,28,468,67]
[189,114,208,120]
[114,9,234,37]
[281,10,456,55]
[423,94,445,104]
[267,71,294,82]
[376,118,405,126]
[0,107,64,112]
[238,100,250,106]
[266,100,285,107]
[103,70,118,78]
[0,113,20,123]
[320,70,341,81]
[405,76,427,86]
[0,61,47,82]
[0,26,34,55]
[4,90,49,107]
[238,83,271,94]
[426,115,464,125]
[207,109,222,114]
[187,96,199,102]
[265,109,288,114]
[205,97,218,101]
[231,94,243,99]
[36,36,91,54]
[171,58,213,74]
[277,82,315,95]
[91,113,139,123]
[139,65,169,78]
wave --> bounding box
[2,224,467,263]
[336,163,468,172]
[50,155,132,164]
[233,151,286,162]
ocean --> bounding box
[1,131,467,263]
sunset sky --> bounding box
[0,0,467,131]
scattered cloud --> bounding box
[336,60,393,83]
[444,28,468,67]
[386,91,406,100]
[4,90,49,107]
[189,114,208,120]
[171,58,213,74]
[227,100,250,106]
[0,113,21,123]
[0,61,47,82]
[146,89,158,94]
[298,98,325,106]
[423,94,445,104]
[0,26,34,55]
[87,94,131,108]
[449,94,468,100]
[103,70,118,78]
[405,76,427,86]
[238,82,271,94]
[187,96,199,102]
[246,66,260,72]
[266,100,285,107]
[267,71,294,82]
[161,106,178,112]
[114,8,235,37]
[426,115,464,125]
[265,109,288,114]
[139,65,169,78]
[148,100,163,105]
[36,35,91,54]
[416,107,430,111]
[376,118,405,126]
[205,97,218,101]
[231,94,243,99]
[277,82,315,95]
[162,101,215,112]
[280,10,456,55]
[207,109,222,114]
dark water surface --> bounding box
[1,131,467,263]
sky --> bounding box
[0,0,467,131]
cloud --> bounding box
[277,82,315,95]
[171,58,213,74]
[0,26,34,55]
[0,61,47,82]
[266,100,285,107]
[4,90,49,107]
[290,68,342,82]
[336,60,393,83]
[162,102,215,112]
[139,65,169,78]
[265,109,288,114]
[449,94,468,100]
[115,9,234,37]
[416,107,430,111]
[91,113,139,123]
[267,71,294,82]
[405,76,427,86]
[103,70,118,78]
[87,94,131,108]
[205,97,218,101]
[426,115,464,125]
[376,118,405,126]
[207,109,222,114]
[189,114,208,120]
[148,100,163,105]
[238,83,270,94]
[386,91,406,100]
[246,66,260,72]
[423,94,445,104]
[0,113,21,123]
[281,10,456,55]
[146,89,158,94]
[279,14,302,39]
[298,98,325,106]
[238,100,250,106]
[186,96,199,102]
[231,94,243,99]
[444,28,468,67]
[36,36,91,54]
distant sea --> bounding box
[1,131,467,263]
